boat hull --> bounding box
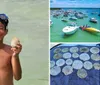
[62,26,78,35]
[85,28,100,33]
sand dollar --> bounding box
[53,53,62,59]
[93,63,100,70]
[91,54,100,61]
[50,66,61,76]
[72,53,79,58]
[79,53,90,61]
[11,37,20,47]
[83,61,93,70]
[56,59,65,66]
[70,47,78,53]
[90,47,100,54]
[77,69,87,78]
[80,47,89,52]
[66,59,73,65]
[63,52,71,59]
[62,66,73,75]
[62,48,69,52]
[50,61,55,68]
[72,60,83,69]
[53,48,61,54]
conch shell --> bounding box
[11,37,20,47]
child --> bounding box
[0,14,22,85]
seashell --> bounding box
[70,47,78,53]
[66,59,73,65]
[79,53,90,61]
[50,66,61,76]
[11,37,20,47]
[50,61,55,68]
[72,60,83,69]
[56,59,65,66]
[80,47,89,52]
[62,66,73,75]
[63,52,71,59]
[77,69,87,78]
[72,53,79,58]
[90,47,100,54]
[83,61,93,70]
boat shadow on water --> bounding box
[62,33,76,38]
[62,30,100,39]
[84,31,100,36]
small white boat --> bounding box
[61,18,68,22]
[50,20,53,26]
[90,18,98,23]
[69,17,77,20]
[62,25,79,35]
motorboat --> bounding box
[69,17,77,20]
[75,13,84,19]
[84,27,100,33]
[90,18,98,23]
[83,14,88,18]
[50,20,53,26]
[61,18,68,22]
[80,25,100,33]
[62,24,79,35]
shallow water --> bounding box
[50,8,100,42]
[0,0,48,85]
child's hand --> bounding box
[11,44,22,57]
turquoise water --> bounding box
[50,8,100,42]
[0,0,48,85]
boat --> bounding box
[61,18,68,22]
[69,17,77,20]
[90,18,98,23]
[80,26,100,33]
[62,24,79,35]
[50,20,53,26]
[75,13,84,19]
[83,14,88,18]
[84,27,100,33]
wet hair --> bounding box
[0,14,9,30]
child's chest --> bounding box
[0,50,12,69]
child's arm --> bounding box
[11,44,22,80]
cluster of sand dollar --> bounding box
[50,46,100,78]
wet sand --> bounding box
[0,0,48,85]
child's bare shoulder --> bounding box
[4,44,11,48]
[4,44,13,55]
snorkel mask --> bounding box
[0,13,9,30]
